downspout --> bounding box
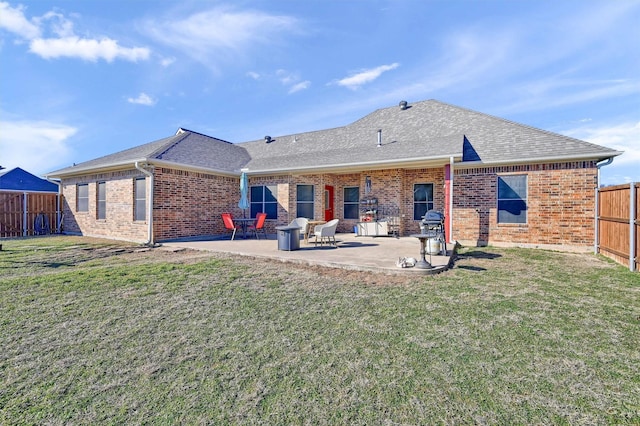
[594,157,614,254]
[45,177,62,233]
[135,161,154,246]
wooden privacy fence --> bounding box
[0,191,62,238]
[596,182,639,271]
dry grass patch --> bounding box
[0,236,638,424]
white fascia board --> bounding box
[45,158,150,178]
[455,151,623,169]
[149,159,239,177]
[0,189,58,195]
[246,153,463,176]
[46,158,242,179]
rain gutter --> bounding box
[247,153,463,176]
[594,157,614,254]
[150,159,239,178]
[456,151,623,169]
[45,177,63,233]
[135,161,154,246]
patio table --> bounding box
[305,220,326,243]
[233,218,255,239]
[410,233,433,269]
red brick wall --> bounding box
[402,168,446,235]
[59,161,598,247]
[153,168,239,240]
[61,167,241,242]
[61,169,149,242]
[453,161,598,246]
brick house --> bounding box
[46,99,621,249]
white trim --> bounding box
[134,162,154,246]
[0,189,58,195]
[248,154,463,176]
[455,152,622,169]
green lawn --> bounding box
[1,236,639,424]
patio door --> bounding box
[324,185,334,221]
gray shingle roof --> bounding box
[47,100,621,178]
[239,100,621,172]
[48,129,249,177]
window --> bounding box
[413,183,434,220]
[497,175,527,224]
[343,187,360,219]
[97,182,106,220]
[134,178,146,221]
[250,185,277,219]
[296,185,315,219]
[77,184,88,212]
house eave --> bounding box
[245,153,463,176]
[45,158,151,179]
[455,152,623,169]
[0,189,58,194]
[46,158,242,179]
[149,159,240,177]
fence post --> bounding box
[22,192,28,237]
[631,182,636,272]
[594,187,599,254]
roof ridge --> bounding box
[149,131,190,159]
[430,99,617,151]
[177,128,234,144]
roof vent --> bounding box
[377,129,382,147]
[399,100,408,110]
[264,135,272,143]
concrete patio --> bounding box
[161,232,455,275]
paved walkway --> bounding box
[161,233,455,275]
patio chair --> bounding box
[313,219,339,246]
[221,213,241,240]
[248,212,267,239]
[288,217,309,239]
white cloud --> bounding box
[566,121,640,167]
[289,81,310,94]
[37,11,74,38]
[160,56,176,67]
[564,120,640,184]
[0,120,77,176]
[277,69,295,85]
[141,7,298,70]
[275,69,310,94]
[127,93,156,106]
[0,2,40,39]
[246,71,261,80]
[335,63,400,90]
[0,2,150,62]
[30,36,150,62]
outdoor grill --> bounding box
[421,210,444,231]
[420,210,446,255]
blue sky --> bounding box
[1,0,638,185]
